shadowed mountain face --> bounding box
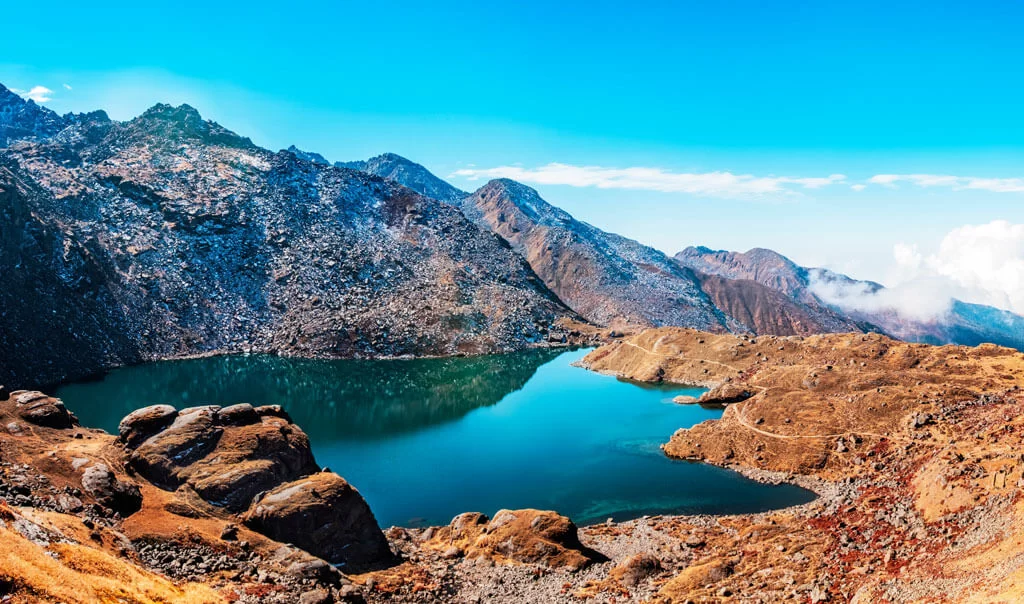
[0,87,572,388]
[336,153,467,203]
[458,179,730,331]
[675,246,1024,349]
[0,84,67,146]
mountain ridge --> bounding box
[0,89,577,387]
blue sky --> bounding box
[3,0,1024,297]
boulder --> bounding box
[13,391,76,429]
[80,463,142,516]
[611,552,664,587]
[123,404,318,511]
[254,404,293,422]
[242,472,391,569]
[698,383,755,406]
[217,403,260,426]
[424,509,605,571]
[673,395,699,404]
[118,404,178,447]
[126,406,223,488]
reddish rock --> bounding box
[80,463,142,516]
[13,391,76,429]
[242,472,391,569]
[118,404,177,447]
[123,404,318,511]
[424,508,605,571]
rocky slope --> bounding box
[0,84,576,388]
[676,245,1024,349]
[337,156,898,338]
[579,327,1024,602]
[456,178,730,331]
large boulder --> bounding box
[698,382,755,406]
[12,391,76,429]
[122,404,318,511]
[118,404,178,447]
[242,472,392,569]
[423,509,604,571]
[80,463,142,516]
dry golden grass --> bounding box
[0,524,224,603]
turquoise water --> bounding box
[56,348,814,527]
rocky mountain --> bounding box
[336,152,467,203]
[675,245,1024,349]
[0,89,574,388]
[458,178,731,331]
[284,144,330,166]
[335,158,896,337]
[0,84,67,146]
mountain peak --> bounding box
[129,102,253,149]
[0,81,67,146]
[337,152,467,202]
[139,102,203,124]
[285,145,330,165]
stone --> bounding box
[673,395,699,404]
[80,463,142,516]
[254,405,293,422]
[124,405,318,511]
[118,404,178,447]
[220,523,239,541]
[14,392,75,429]
[611,552,663,587]
[216,403,259,426]
[423,509,605,571]
[698,383,754,406]
[242,472,392,569]
[298,589,332,604]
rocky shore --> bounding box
[4,329,1024,602]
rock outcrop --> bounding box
[122,403,319,511]
[11,390,78,428]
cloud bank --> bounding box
[811,220,1024,320]
[868,174,1024,193]
[452,163,846,198]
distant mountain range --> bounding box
[2,81,1022,387]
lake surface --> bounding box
[57,348,814,527]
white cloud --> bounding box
[63,83,72,90]
[810,273,957,321]
[810,220,1024,320]
[850,184,866,192]
[11,85,54,103]
[868,173,1024,193]
[451,163,847,198]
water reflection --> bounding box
[59,348,566,439]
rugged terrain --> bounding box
[0,84,579,388]
[579,328,1024,602]
[4,331,1024,602]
